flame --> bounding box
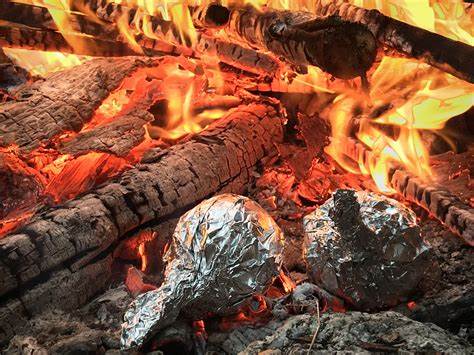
[3,48,89,76]
[352,0,473,45]
[146,64,225,140]
[326,57,474,193]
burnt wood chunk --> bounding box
[0,57,157,153]
[223,6,377,79]
[312,0,474,83]
[59,109,154,157]
[0,103,284,345]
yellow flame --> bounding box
[326,57,474,193]
[3,48,89,76]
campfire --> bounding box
[0,0,473,353]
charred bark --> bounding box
[312,0,474,83]
[0,103,284,345]
[59,109,154,157]
[0,57,157,153]
[0,1,191,58]
[222,6,377,79]
[0,23,152,57]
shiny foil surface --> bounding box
[303,189,431,311]
[121,194,284,349]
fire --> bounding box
[3,48,89,76]
[326,57,474,193]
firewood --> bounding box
[0,1,118,40]
[312,0,474,83]
[0,23,152,57]
[198,35,281,75]
[221,6,377,80]
[59,109,154,157]
[0,103,284,345]
[341,138,474,245]
[0,57,158,153]
[0,1,192,58]
[72,1,376,79]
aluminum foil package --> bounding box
[303,189,431,311]
[121,194,284,349]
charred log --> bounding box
[0,103,284,345]
[59,109,154,157]
[0,1,191,58]
[0,57,157,153]
[312,0,474,83]
[221,6,377,80]
[0,23,155,57]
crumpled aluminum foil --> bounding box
[121,194,284,349]
[303,189,431,311]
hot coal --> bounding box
[303,189,431,311]
[121,194,284,349]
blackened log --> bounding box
[0,23,150,57]
[59,109,154,157]
[223,6,377,79]
[0,57,158,153]
[198,36,281,75]
[0,1,118,40]
[0,255,113,346]
[0,1,191,58]
[0,103,284,344]
[312,0,474,83]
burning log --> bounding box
[218,6,377,79]
[0,1,118,39]
[59,109,154,157]
[0,1,191,58]
[342,138,474,245]
[0,103,284,345]
[0,23,153,57]
[312,0,474,83]
[66,1,375,79]
[0,57,157,153]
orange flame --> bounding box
[326,57,474,193]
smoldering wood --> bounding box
[342,138,474,245]
[312,0,474,83]
[0,1,192,58]
[0,57,157,153]
[198,36,281,75]
[0,1,118,40]
[220,6,377,80]
[59,109,154,157]
[0,23,153,57]
[0,103,284,345]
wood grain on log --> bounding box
[0,23,149,57]
[59,109,154,157]
[0,103,284,344]
[221,6,377,79]
[312,0,474,83]
[0,57,157,153]
[0,1,118,40]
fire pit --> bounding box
[0,0,473,353]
